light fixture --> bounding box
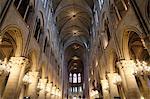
[23,73,32,85]
[101,80,109,91]
[96,60,98,67]
[74,67,77,70]
[113,73,122,85]
[45,82,53,93]
[37,79,45,91]
[51,85,56,95]
[56,88,60,96]
[133,59,150,76]
[90,90,99,97]
[0,59,11,75]
[72,56,79,60]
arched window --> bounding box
[34,18,41,39]
[14,0,20,7]
[43,37,47,53]
[74,87,77,92]
[98,0,104,10]
[79,86,82,92]
[44,0,48,8]
[18,0,29,17]
[38,28,44,44]
[78,73,81,83]
[14,0,31,21]
[73,73,77,83]
[114,0,128,18]
[69,73,72,83]
[104,19,111,41]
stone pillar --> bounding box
[101,80,110,99]
[117,60,141,99]
[0,59,10,98]
[26,71,39,99]
[0,73,8,98]
[2,57,29,99]
[38,79,47,99]
[139,76,150,99]
[107,73,120,99]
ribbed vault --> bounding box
[52,0,93,73]
[52,0,94,45]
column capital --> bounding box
[0,59,10,76]
[116,60,135,69]
[117,60,136,75]
[8,57,29,68]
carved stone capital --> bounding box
[0,59,11,76]
[117,60,135,69]
[8,57,29,68]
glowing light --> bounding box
[0,59,11,75]
[72,56,79,60]
[113,73,122,85]
[101,80,109,91]
[133,59,150,76]
[51,85,56,95]
[90,90,99,97]
[96,60,98,67]
[23,73,32,84]
[37,79,45,91]
[45,82,53,93]
[141,96,144,99]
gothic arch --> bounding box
[122,27,143,60]
[37,11,45,28]
[26,49,39,71]
[1,25,23,57]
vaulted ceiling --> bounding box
[52,0,94,72]
[52,0,94,46]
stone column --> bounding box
[2,57,29,99]
[26,71,39,99]
[139,76,150,99]
[0,59,10,98]
[0,75,6,98]
[101,80,110,99]
[117,60,141,99]
[38,79,47,99]
[107,73,119,99]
